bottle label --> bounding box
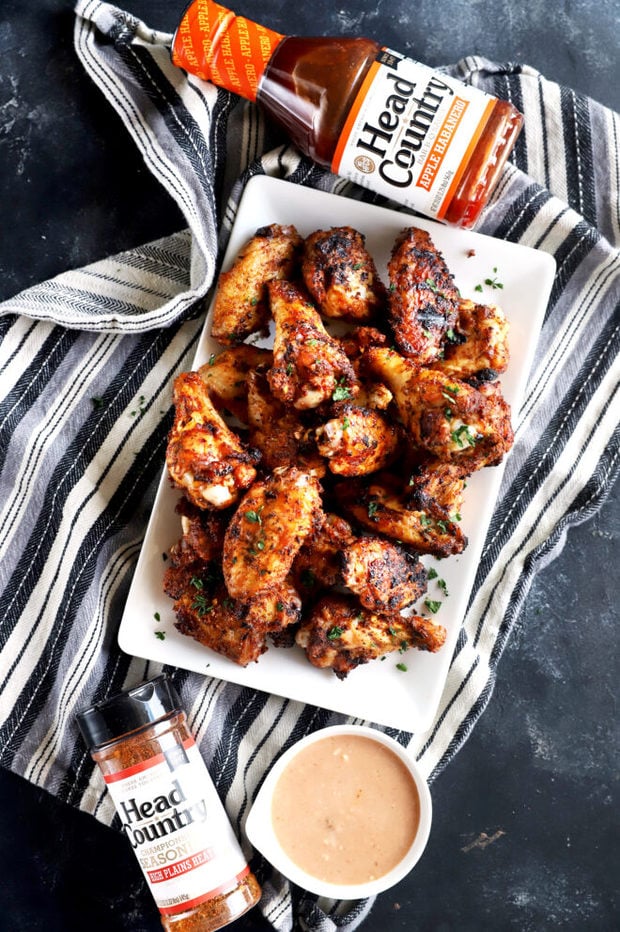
[332,49,495,219]
[104,736,249,916]
[172,0,283,101]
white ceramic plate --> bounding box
[118,175,556,733]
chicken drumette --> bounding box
[267,280,359,410]
[166,371,260,510]
[211,223,302,344]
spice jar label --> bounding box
[332,49,495,220]
[104,737,249,916]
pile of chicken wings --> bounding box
[163,222,513,678]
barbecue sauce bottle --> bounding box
[171,0,523,228]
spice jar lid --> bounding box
[76,674,181,749]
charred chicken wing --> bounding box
[296,594,446,679]
[302,226,387,321]
[365,346,513,470]
[432,299,510,382]
[267,279,359,410]
[198,345,272,421]
[246,370,325,475]
[388,227,460,363]
[334,472,467,558]
[340,536,427,613]
[315,402,399,476]
[222,466,323,599]
[211,223,302,345]
[166,371,260,510]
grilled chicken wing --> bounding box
[334,472,467,558]
[388,227,460,363]
[340,536,427,613]
[432,299,510,382]
[246,370,325,475]
[267,279,359,410]
[302,226,387,321]
[296,594,446,678]
[163,498,228,599]
[315,402,399,476]
[198,345,272,421]
[293,512,355,592]
[210,224,302,345]
[222,466,323,599]
[166,371,260,510]
[405,458,468,517]
[365,346,513,469]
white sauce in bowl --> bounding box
[271,733,420,884]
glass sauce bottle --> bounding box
[171,0,523,228]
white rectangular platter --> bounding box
[119,175,556,733]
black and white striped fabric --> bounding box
[1,2,618,929]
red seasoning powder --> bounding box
[77,675,260,932]
[271,733,420,884]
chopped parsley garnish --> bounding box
[245,507,263,524]
[424,599,442,614]
[420,513,433,528]
[475,267,504,291]
[438,578,449,597]
[396,662,408,672]
[367,501,379,518]
[342,416,350,431]
[154,631,166,641]
[327,625,344,640]
[190,576,204,590]
[332,378,352,401]
[154,612,161,622]
[191,592,213,615]
[451,424,477,448]
[427,567,438,580]
[208,353,216,366]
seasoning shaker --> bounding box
[77,674,261,931]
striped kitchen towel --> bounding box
[0,2,618,930]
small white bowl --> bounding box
[245,724,432,900]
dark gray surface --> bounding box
[0,1,618,930]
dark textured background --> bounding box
[1,1,618,930]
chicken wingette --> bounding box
[198,345,272,421]
[267,280,359,410]
[210,223,302,344]
[340,536,427,613]
[222,466,323,599]
[365,346,514,470]
[166,371,260,510]
[315,402,399,476]
[296,594,446,679]
[388,226,460,364]
[432,299,510,382]
[334,472,467,558]
[301,226,387,321]
[246,370,325,475]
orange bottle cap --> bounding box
[172,0,284,102]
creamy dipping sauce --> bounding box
[271,734,420,884]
